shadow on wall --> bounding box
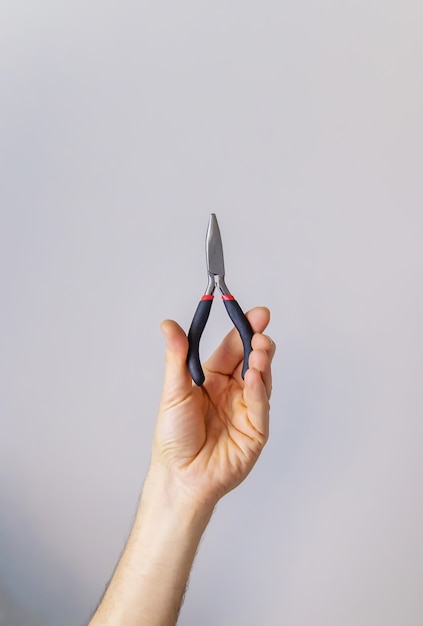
[0,483,86,626]
[0,583,47,626]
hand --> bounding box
[149,306,276,510]
[88,306,275,626]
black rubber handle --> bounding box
[223,298,254,379]
[187,298,213,386]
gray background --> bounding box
[1,1,422,625]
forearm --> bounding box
[89,467,214,626]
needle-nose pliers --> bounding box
[187,214,254,386]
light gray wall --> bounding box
[1,2,422,625]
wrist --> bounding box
[138,463,215,533]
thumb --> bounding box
[160,319,193,404]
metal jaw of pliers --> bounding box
[187,214,254,386]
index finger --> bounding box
[203,306,271,378]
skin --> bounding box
[89,306,275,626]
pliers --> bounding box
[187,214,254,386]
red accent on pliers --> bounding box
[201,295,214,301]
[221,294,235,301]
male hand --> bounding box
[150,306,276,509]
[89,306,275,626]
